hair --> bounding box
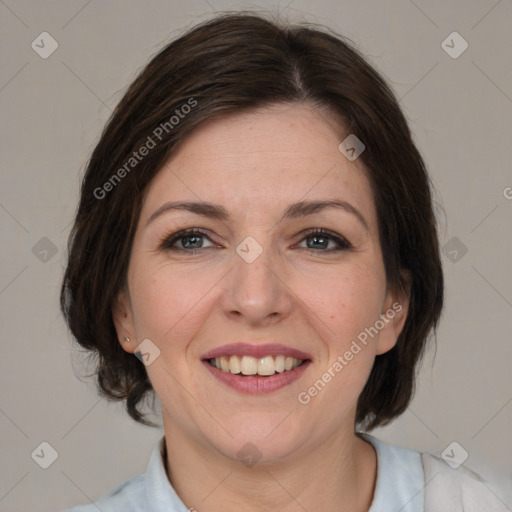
[60,12,443,430]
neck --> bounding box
[162,419,377,512]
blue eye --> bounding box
[159,228,351,253]
[160,229,215,251]
[297,228,351,251]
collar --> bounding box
[144,434,425,511]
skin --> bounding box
[113,102,409,511]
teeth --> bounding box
[275,355,285,373]
[229,355,241,374]
[211,355,304,376]
[220,356,230,372]
[258,356,275,376]
[240,355,258,375]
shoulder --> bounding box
[362,433,510,512]
[421,452,510,512]
[61,473,146,512]
[61,436,187,512]
[362,433,425,511]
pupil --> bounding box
[308,235,327,249]
[183,235,202,249]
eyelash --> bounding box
[158,228,352,254]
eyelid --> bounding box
[294,227,352,250]
[159,227,351,253]
[158,228,217,251]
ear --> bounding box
[112,286,138,354]
[375,272,411,356]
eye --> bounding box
[159,227,351,254]
[296,228,351,252]
[159,229,216,251]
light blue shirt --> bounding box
[63,433,425,511]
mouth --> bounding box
[201,343,312,394]
[207,354,305,376]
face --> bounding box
[113,103,408,463]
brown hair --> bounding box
[60,12,443,430]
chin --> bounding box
[206,413,307,465]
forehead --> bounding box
[142,103,376,226]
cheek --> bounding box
[294,268,384,415]
[294,260,386,348]
[128,261,219,352]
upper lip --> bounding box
[201,343,312,361]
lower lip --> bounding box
[203,360,311,394]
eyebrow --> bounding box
[147,199,368,231]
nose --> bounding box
[221,237,294,327]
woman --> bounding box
[60,12,506,512]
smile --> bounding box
[202,342,312,394]
[209,355,304,376]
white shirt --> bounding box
[62,433,507,511]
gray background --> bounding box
[1,1,511,511]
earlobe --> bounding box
[112,288,137,354]
[375,275,411,355]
